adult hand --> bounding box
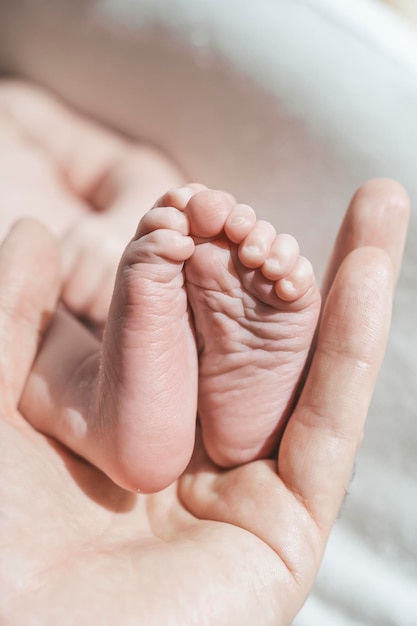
[0,79,184,327]
[1,179,408,625]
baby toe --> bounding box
[238,220,276,268]
[127,229,195,266]
[224,203,257,244]
[185,189,235,238]
[274,256,316,302]
[136,206,190,238]
[153,186,195,210]
[261,234,300,280]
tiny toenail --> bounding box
[282,279,295,293]
[244,244,262,257]
[230,216,248,226]
[264,258,281,271]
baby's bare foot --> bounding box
[61,184,319,488]
[98,196,200,490]
[21,184,319,492]
[21,186,205,494]
[162,187,321,467]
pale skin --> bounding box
[1,79,323,479]
[0,79,184,327]
[19,182,321,490]
[1,178,409,625]
[0,81,410,624]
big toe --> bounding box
[185,190,235,238]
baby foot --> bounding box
[21,184,319,492]
[175,188,322,467]
[21,185,211,494]
[98,196,201,490]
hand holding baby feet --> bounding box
[6,180,406,624]
[180,190,321,467]
[21,182,320,491]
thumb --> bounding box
[0,219,61,413]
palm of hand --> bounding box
[3,417,301,625]
[1,196,400,626]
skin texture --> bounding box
[0,177,409,625]
[179,189,321,467]
[0,81,410,624]
[0,79,322,485]
[19,183,320,491]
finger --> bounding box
[20,305,101,450]
[0,80,184,210]
[60,216,129,324]
[278,245,394,534]
[322,178,409,298]
[0,219,60,413]
[61,256,117,327]
[179,246,395,599]
[0,79,128,198]
[178,191,407,608]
